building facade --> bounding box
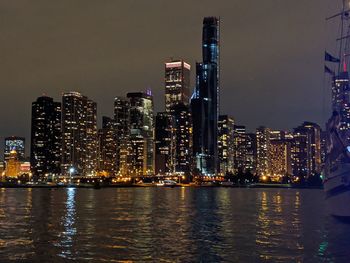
[98,116,117,177]
[332,72,350,140]
[114,97,130,175]
[218,115,234,175]
[154,112,174,175]
[127,91,154,176]
[191,17,220,176]
[30,96,61,179]
[245,133,257,173]
[233,125,247,173]
[172,103,192,175]
[256,126,271,177]
[61,92,98,176]
[4,136,25,162]
[291,122,321,177]
[165,59,191,112]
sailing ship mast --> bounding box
[326,0,350,74]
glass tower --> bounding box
[191,17,220,176]
[30,96,61,179]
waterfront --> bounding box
[0,188,349,262]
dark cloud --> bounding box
[0,0,340,157]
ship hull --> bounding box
[324,164,350,218]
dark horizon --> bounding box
[0,1,342,156]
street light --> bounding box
[69,167,75,184]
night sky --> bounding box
[0,1,342,157]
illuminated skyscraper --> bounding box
[256,126,271,176]
[85,99,98,174]
[172,103,192,175]
[245,133,257,173]
[269,138,292,177]
[30,96,61,179]
[234,125,247,173]
[218,115,234,175]
[154,112,174,175]
[331,72,350,137]
[291,122,321,177]
[61,92,98,176]
[114,97,130,174]
[320,130,327,169]
[191,17,220,176]
[4,136,25,162]
[127,91,154,175]
[165,59,191,112]
[98,116,117,177]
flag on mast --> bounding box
[325,51,340,63]
[325,65,335,75]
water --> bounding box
[0,187,349,262]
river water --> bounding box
[0,187,349,262]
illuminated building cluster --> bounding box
[252,124,322,181]
[0,16,326,184]
[154,60,193,178]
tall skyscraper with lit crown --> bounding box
[165,59,191,112]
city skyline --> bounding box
[0,1,339,150]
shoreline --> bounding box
[0,183,323,190]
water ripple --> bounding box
[0,188,349,262]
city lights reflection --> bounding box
[58,187,77,259]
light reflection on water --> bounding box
[58,188,77,259]
[0,188,349,262]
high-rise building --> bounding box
[85,99,98,175]
[165,59,191,112]
[114,97,130,175]
[218,115,234,175]
[129,129,146,177]
[30,96,61,179]
[191,17,220,176]
[320,130,327,169]
[4,136,25,162]
[269,140,292,177]
[127,91,154,176]
[234,125,247,173]
[245,133,257,173]
[268,130,292,177]
[98,116,117,177]
[154,112,174,175]
[291,122,321,177]
[172,103,192,175]
[256,126,271,176]
[61,92,98,176]
[331,72,350,139]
